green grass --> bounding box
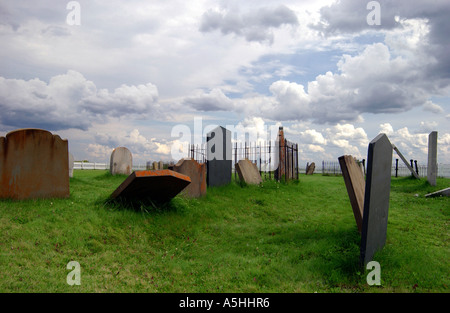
[0,170,448,293]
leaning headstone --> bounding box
[306,162,316,175]
[173,158,206,198]
[425,187,450,198]
[427,131,438,186]
[110,147,132,176]
[68,153,75,178]
[0,128,70,200]
[339,155,365,233]
[360,133,393,265]
[392,145,419,179]
[206,126,232,187]
[235,159,263,185]
[110,170,191,205]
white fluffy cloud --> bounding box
[0,70,159,131]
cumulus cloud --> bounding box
[199,5,299,44]
[0,70,159,131]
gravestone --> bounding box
[425,187,450,198]
[159,161,164,170]
[68,153,74,178]
[235,159,262,185]
[275,127,286,181]
[0,128,70,200]
[110,147,132,176]
[152,161,159,170]
[339,155,365,233]
[206,126,232,187]
[173,158,206,198]
[360,133,393,265]
[110,170,191,204]
[392,145,419,179]
[306,162,316,175]
[427,131,438,186]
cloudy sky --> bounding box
[1,0,449,166]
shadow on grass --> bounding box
[100,195,189,215]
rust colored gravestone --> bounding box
[0,128,69,200]
[110,170,191,204]
[339,155,365,233]
[235,159,262,185]
[173,158,206,198]
[110,147,132,176]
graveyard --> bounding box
[0,168,448,292]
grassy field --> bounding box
[0,170,448,293]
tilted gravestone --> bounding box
[110,170,191,205]
[339,155,365,233]
[69,153,75,178]
[235,159,262,185]
[360,133,393,265]
[306,162,316,175]
[206,126,232,187]
[173,158,206,198]
[392,145,419,179]
[425,187,450,198]
[0,128,70,200]
[110,147,132,176]
[427,131,438,186]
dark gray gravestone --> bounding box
[360,133,393,265]
[206,126,232,187]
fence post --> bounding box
[395,159,399,177]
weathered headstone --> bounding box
[110,170,191,204]
[110,147,132,176]
[206,126,232,187]
[173,158,206,198]
[275,127,286,181]
[235,159,263,185]
[360,133,393,265]
[0,128,70,200]
[425,187,450,198]
[392,145,419,179]
[152,161,159,170]
[339,155,365,233]
[68,153,74,178]
[159,161,164,170]
[427,131,438,186]
[306,162,316,175]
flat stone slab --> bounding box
[173,158,206,198]
[360,133,393,265]
[0,128,69,200]
[236,159,262,185]
[425,187,450,198]
[110,170,191,204]
[339,155,365,233]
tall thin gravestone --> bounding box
[206,126,232,187]
[427,131,438,186]
[68,153,74,178]
[360,133,393,265]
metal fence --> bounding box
[188,139,299,181]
